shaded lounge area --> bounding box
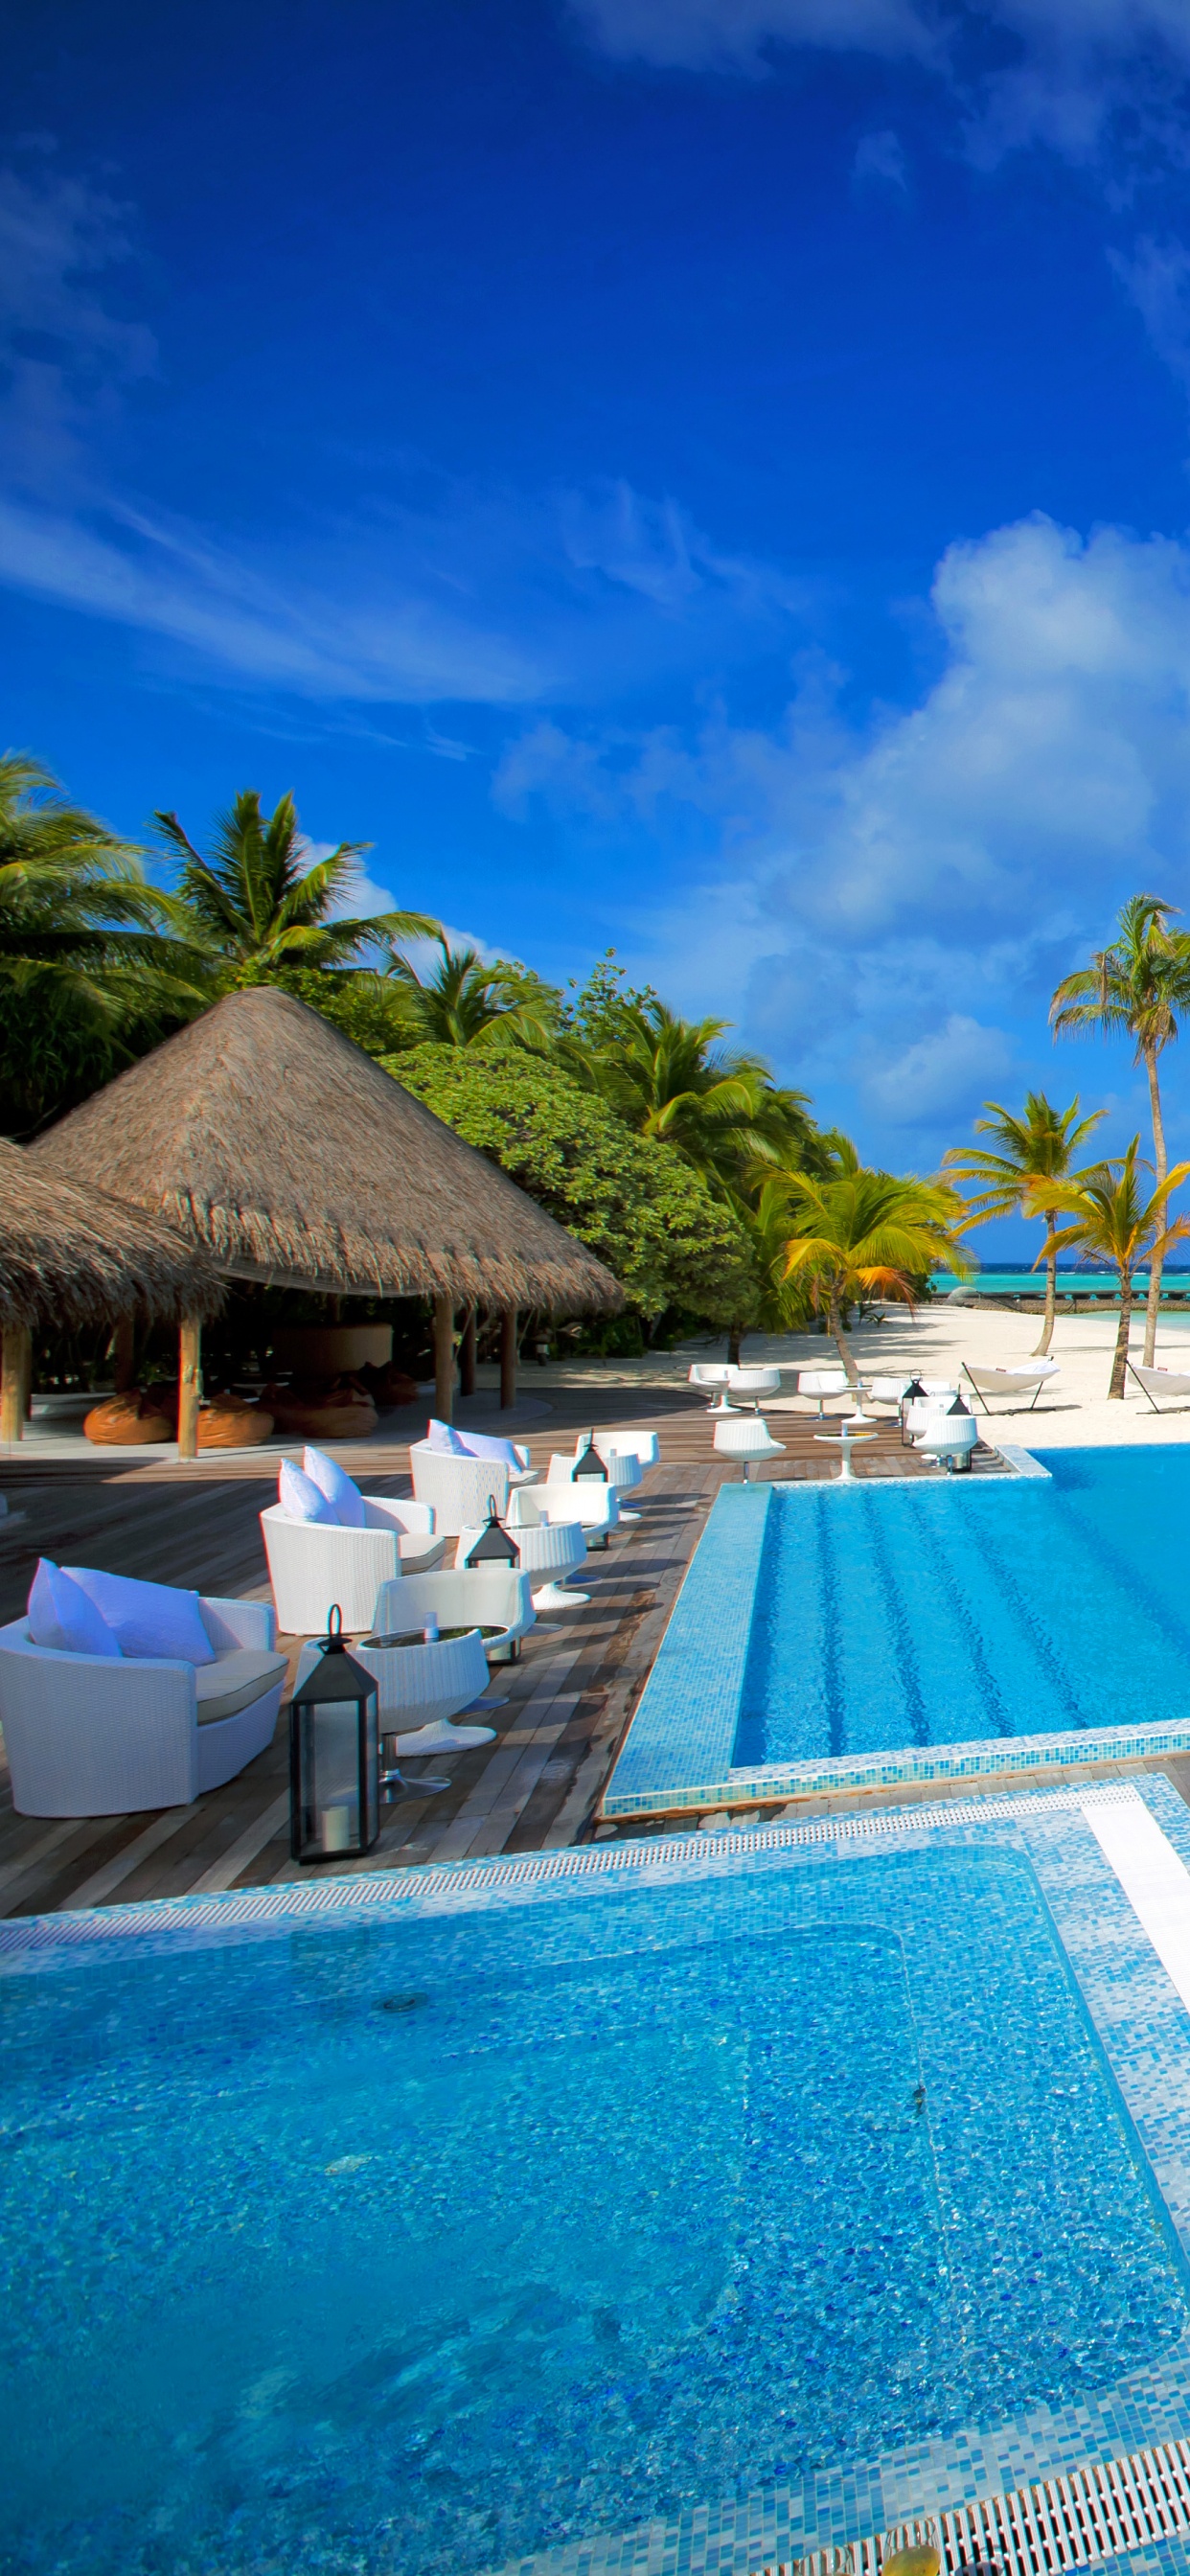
[31,987,622,1453]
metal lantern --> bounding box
[573,1431,609,1483]
[945,1391,974,1475]
[289,1603,380,1864]
[900,1377,927,1447]
[464,1498,520,1569]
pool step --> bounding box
[750,2435,1190,2576]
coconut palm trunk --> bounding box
[1110,1272,1133,1398]
[1037,1218,1059,1357]
[1143,1039,1167,1367]
[828,1287,860,1384]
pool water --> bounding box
[2,1837,1187,2576]
[734,1447,1190,1769]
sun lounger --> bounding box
[961,1362,1060,1413]
[1126,1361,1190,1412]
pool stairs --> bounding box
[750,2438,1190,2575]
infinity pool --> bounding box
[734,1447,1190,1770]
[2,1830,1188,2576]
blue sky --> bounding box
[7,1,1190,1226]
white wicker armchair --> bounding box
[408,1443,532,1537]
[0,1595,285,1817]
[372,1567,535,1662]
[260,1496,443,1636]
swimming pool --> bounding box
[4,1795,1190,2576]
[606,1449,1190,1815]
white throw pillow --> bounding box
[28,1559,122,1659]
[65,1567,217,1665]
[279,1459,340,1525]
[302,1444,366,1528]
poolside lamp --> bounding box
[464,1497,520,1569]
[573,1431,609,1482]
[900,1378,927,1447]
[289,1603,380,1865]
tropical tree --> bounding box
[1035,1141,1190,1397]
[550,960,817,1194]
[394,1042,760,1337]
[755,1139,973,1383]
[386,935,560,1050]
[1051,895,1190,1366]
[156,790,438,984]
[0,751,199,1134]
[944,1092,1106,1356]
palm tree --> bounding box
[944,1092,1106,1357]
[1051,895,1190,1366]
[0,751,199,1133]
[755,1140,973,1383]
[1036,1141,1190,1397]
[156,790,438,983]
[386,935,559,1049]
[558,993,816,1192]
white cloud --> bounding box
[496,511,1190,1152]
[0,159,154,491]
[1110,236,1190,391]
[572,0,1190,169]
[853,129,909,188]
[863,1012,1014,1122]
[569,0,938,71]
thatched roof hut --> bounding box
[0,1138,222,1444]
[0,1138,221,1336]
[32,989,623,1446]
[32,988,623,1312]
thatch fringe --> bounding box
[0,1138,223,1334]
[32,988,624,1314]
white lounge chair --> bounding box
[408,1442,536,1537]
[599,1430,659,1470]
[796,1369,849,1415]
[915,1405,980,1471]
[543,1458,622,1546]
[713,1415,787,1482]
[688,1364,736,1414]
[726,1366,783,1410]
[294,1618,492,1756]
[1127,1361,1190,1412]
[472,1488,591,1608]
[261,1496,444,1635]
[961,1362,1060,1413]
[869,1377,914,1408]
[372,1567,535,1662]
[0,1595,286,1815]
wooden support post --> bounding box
[177,1314,202,1460]
[111,1316,136,1392]
[1,1323,32,1445]
[433,1293,455,1424]
[460,1306,477,1398]
[499,1307,518,1413]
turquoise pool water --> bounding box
[2,1838,1187,2576]
[734,1448,1190,1769]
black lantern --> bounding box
[290,1604,381,1864]
[900,1377,927,1447]
[573,1431,609,1482]
[464,1497,520,1569]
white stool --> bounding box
[713,1415,787,1482]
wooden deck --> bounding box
[8,1389,1165,1923]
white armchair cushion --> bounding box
[278,1459,338,1523]
[302,1444,366,1528]
[28,1559,121,1659]
[64,1565,217,1665]
[195,1647,288,1723]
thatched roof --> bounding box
[32,988,624,1313]
[0,1138,222,1335]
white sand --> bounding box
[728,1301,1190,1451]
